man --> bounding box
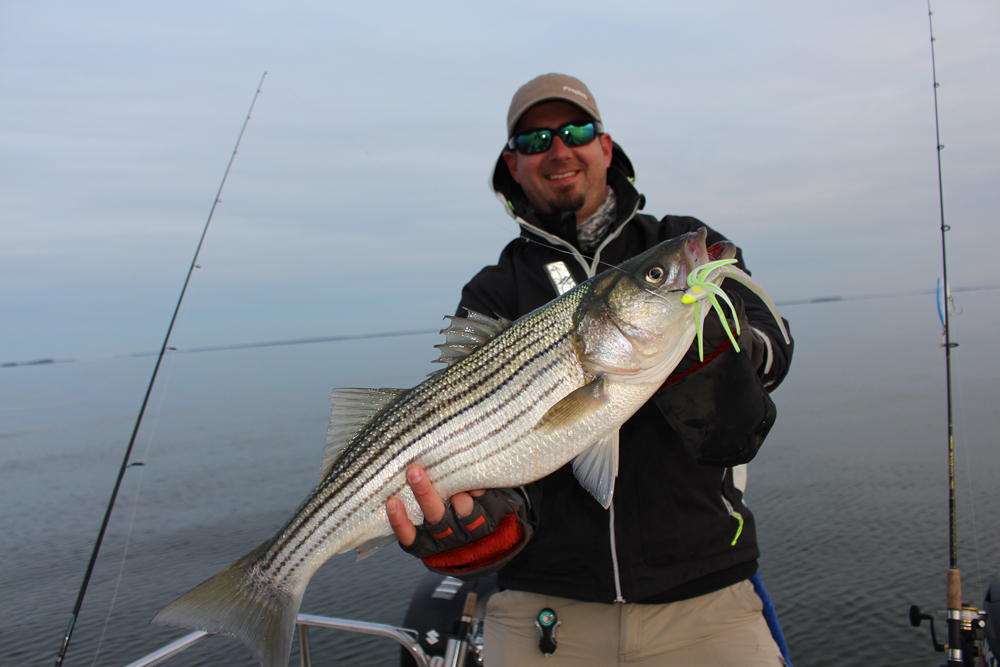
[386,73,793,665]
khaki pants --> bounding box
[484,580,785,666]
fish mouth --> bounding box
[682,228,736,283]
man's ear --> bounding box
[600,133,613,168]
[502,150,521,184]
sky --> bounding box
[2,0,999,363]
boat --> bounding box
[38,7,998,666]
[119,572,495,667]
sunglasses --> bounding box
[507,121,604,155]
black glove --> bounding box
[669,293,764,379]
[654,294,776,466]
[401,488,533,579]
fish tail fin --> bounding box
[152,540,303,667]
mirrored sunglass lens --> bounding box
[516,129,552,154]
[560,123,596,147]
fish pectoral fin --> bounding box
[536,377,618,508]
[351,533,398,561]
[535,377,608,434]
[323,388,410,481]
[572,431,620,509]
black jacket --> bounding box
[454,145,793,603]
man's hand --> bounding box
[385,466,533,579]
[653,293,777,466]
[385,464,485,547]
[668,293,764,381]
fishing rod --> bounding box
[926,5,964,665]
[53,71,267,667]
[905,5,993,665]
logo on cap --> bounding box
[562,85,590,101]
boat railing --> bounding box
[122,613,430,667]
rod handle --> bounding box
[947,568,962,609]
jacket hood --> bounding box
[488,142,646,278]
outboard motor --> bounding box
[400,572,498,667]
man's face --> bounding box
[503,100,613,223]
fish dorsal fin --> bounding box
[572,431,620,509]
[322,388,409,481]
[430,310,512,374]
[535,377,608,434]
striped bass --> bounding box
[153,227,789,667]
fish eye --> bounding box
[645,266,665,283]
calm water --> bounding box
[2,291,998,667]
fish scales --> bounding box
[259,289,588,589]
[153,229,792,667]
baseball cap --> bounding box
[506,73,602,137]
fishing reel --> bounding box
[910,603,992,666]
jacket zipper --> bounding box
[609,500,625,602]
[600,197,641,604]
[508,189,642,603]
[588,196,643,277]
[512,191,643,279]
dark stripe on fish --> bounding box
[259,313,579,579]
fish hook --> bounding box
[682,258,741,361]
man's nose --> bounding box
[548,134,573,159]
